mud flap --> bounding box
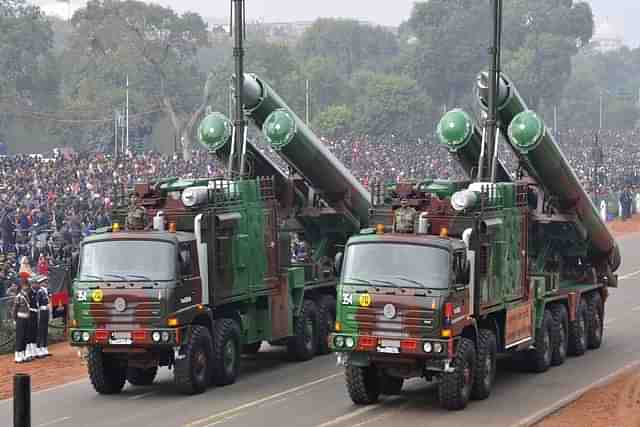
[346,352,370,367]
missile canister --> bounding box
[197,111,290,192]
[436,109,511,182]
[507,110,621,272]
[476,71,528,129]
[241,74,371,227]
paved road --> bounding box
[3,234,640,427]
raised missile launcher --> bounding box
[70,75,367,396]
[331,76,618,411]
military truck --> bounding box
[329,72,620,410]
[69,75,370,395]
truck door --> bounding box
[175,242,202,310]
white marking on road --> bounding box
[257,396,289,409]
[203,413,243,427]
[511,359,640,427]
[314,397,403,427]
[348,404,411,427]
[36,417,72,427]
[604,318,616,327]
[619,269,640,280]
[128,391,157,400]
[183,372,342,427]
[632,306,640,312]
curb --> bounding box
[511,359,640,427]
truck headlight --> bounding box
[152,331,161,342]
[72,331,81,342]
[161,331,170,342]
[334,336,345,348]
[434,342,443,353]
[423,342,433,353]
[82,332,91,342]
[345,337,355,348]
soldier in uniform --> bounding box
[36,276,51,357]
[125,193,148,231]
[13,273,31,363]
[26,276,40,359]
[394,198,417,233]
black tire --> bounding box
[287,299,319,361]
[528,309,553,373]
[317,295,336,355]
[345,364,380,405]
[586,292,604,349]
[174,325,213,395]
[126,367,158,386]
[550,304,568,366]
[87,347,126,395]
[568,299,588,356]
[242,341,262,355]
[380,373,404,395]
[471,329,497,400]
[438,337,476,411]
[212,319,241,386]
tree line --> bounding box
[0,0,638,156]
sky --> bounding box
[34,0,640,48]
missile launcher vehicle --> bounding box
[330,74,619,410]
[69,75,369,395]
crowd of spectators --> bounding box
[0,128,638,299]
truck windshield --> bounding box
[79,240,175,281]
[342,243,450,289]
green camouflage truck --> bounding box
[69,74,370,395]
[330,72,620,410]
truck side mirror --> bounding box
[334,252,343,276]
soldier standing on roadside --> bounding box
[13,273,31,363]
[36,276,51,357]
[26,276,40,359]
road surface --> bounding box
[3,234,640,427]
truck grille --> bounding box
[344,306,437,338]
[82,300,162,329]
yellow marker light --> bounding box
[167,318,179,327]
[335,321,342,332]
[112,223,121,232]
[440,227,448,237]
[376,224,385,235]
[92,289,103,303]
[70,319,78,328]
[441,329,452,338]
[168,222,177,233]
[359,294,372,307]
[196,304,204,310]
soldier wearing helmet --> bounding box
[125,192,148,231]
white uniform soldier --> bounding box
[36,276,51,357]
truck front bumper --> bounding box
[69,328,182,348]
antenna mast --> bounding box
[481,0,503,182]
[230,0,247,178]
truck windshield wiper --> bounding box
[81,274,104,280]
[125,274,152,281]
[344,277,373,284]
[392,276,427,288]
[102,272,128,281]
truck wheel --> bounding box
[586,292,604,349]
[174,325,213,395]
[212,319,241,386]
[528,309,553,373]
[317,295,336,355]
[568,299,588,356]
[345,364,380,405]
[550,304,568,366]
[87,347,126,395]
[242,341,262,355]
[380,373,404,395]
[438,337,475,411]
[288,299,319,361]
[472,329,497,400]
[126,367,158,386]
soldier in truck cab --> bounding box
[125,192,149,231]
[394,198,416,233]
